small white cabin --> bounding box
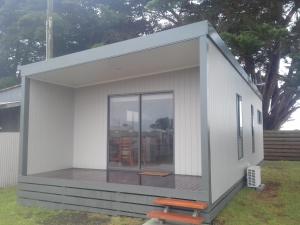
[18,21,264,224]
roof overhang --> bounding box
[18,20,261,98]
[19,21,208,88]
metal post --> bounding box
[199,36,211,204]
[19,76,30,176]
[46,0,53,60]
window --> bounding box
[251,105,255,153]
[108,93,174,172]
[257,110,262,124]
[236,94,243,160]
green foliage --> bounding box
[0,0,152,81]
[142,0,300,129]
[0,0,299,128]
[222,31,265,56]
[222,23,288,57]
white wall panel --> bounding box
[207,40,264,202]
[73,68,201,176]
[27,80,74,175]
[0,132,19,187]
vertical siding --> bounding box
[73,68,201,176]
[207,40,264,202]
[0,132,19,187]
[27,80,74,175]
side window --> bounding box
[257,110,262,124]
[251,105,255,153]
[236,94,243,160]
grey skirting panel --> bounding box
[19,175,207,200]
[18,176,209,221]
[206,179,245,222]
[18,176,244,224]
[19,198,146,218]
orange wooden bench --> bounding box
[148,211,205,225]
[154,198,208,210]
[147,198,208,225]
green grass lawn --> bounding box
[214,161,300,225]
[0,161,299,225]
[0,188,144,225]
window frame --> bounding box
[257,110,262,124]
[251,105,255,153]
[107,91,175,172]
[236,94,244,160]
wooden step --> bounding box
[148,211,204,225]
[154,198,208,210]
[138,171,171,177]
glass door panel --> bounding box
[108,95,139,169]
[141,93,174,172]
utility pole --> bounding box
[46,0,53,60]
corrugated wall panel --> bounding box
[27,80,74,175]
[0,132,19,187]
[73,68,201,176]
[207,40,264,202]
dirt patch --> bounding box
[258,181,280,200]
[213,217,226,225]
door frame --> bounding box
[106,91,175,172]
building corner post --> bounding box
[199,35,212,205]
[18,76,30,177]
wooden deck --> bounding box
[30,168,203,191]
[18,168,208,221]
[18,168,245,224]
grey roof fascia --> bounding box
[0,101,20,109]
[19,21,209,77]
[0,84,21,93]
[207,25,262,99]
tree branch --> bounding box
[284,2,300,25]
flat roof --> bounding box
[19,21,208,77]
[0,85,21,105]
[18,21,261,98]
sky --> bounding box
[281,107,300,130]
[278,56,299,130]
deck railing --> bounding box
[264,130,300,161]
[0,132,19,187]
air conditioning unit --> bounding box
[247,166,261,188]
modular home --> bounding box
[17,21,263,224]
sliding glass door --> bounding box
[108,95,139,169]
[141,93,174,172]
[108,93,174,172]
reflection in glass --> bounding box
[108,96,139,168]
[141,93,174,172]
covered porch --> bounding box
[18,21,211,219]
[30,168,203,190]
[18,168,207,219]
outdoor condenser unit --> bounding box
[247,166,261,188]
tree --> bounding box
[143,0,300,130]
[0,0,152,80]
[0,0,299,130]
